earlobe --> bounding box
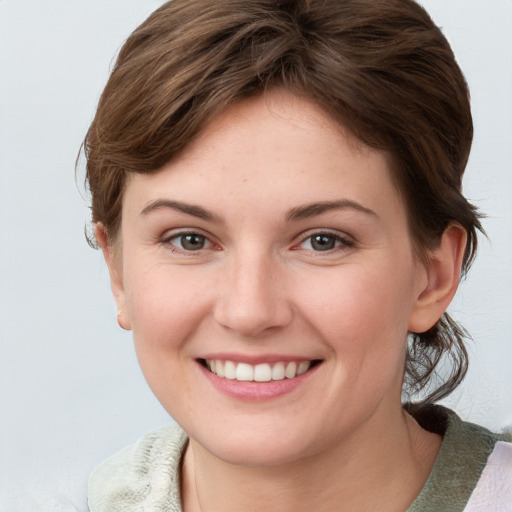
[408,224,467,334]
[94,223,132,331]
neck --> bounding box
[181,406,441,512]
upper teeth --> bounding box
[205,360,312,382]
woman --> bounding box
[83,0,512,510]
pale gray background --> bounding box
[0,1,511,510]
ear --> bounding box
[408,224,467,333]
[94,223,132,331]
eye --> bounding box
[298,232,354,252]
[168,232,212,251]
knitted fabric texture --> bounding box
[88,407,512,512]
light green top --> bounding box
[88,406,511,512]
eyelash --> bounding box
[162,229,354,255]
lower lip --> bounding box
[198,362,320,401]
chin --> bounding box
[187,419,324,468]
[210,439,309,468]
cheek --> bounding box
[296,262,415,364]
[125,264,212,352]
[123,265,213,413]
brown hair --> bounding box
[82,0,482,405]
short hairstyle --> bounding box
[82,0,482,405]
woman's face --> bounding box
[109,91,430,466]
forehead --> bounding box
[179,91,374,165]
[123,91,407,229]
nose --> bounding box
[213,252,293,338]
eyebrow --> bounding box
[140,199,222,222]
[285,200,377,221]
[140,198,377,223]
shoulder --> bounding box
[88,423,187,512]
[465,436,512,511]
[408,405,512,512]
[443,408,512,510]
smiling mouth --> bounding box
[200,359,322,382]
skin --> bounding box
[97,91,467,511]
